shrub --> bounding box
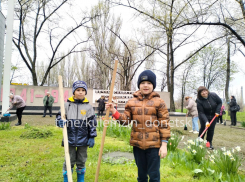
[0,122,11,130]
[167,132,183,152]
[211,146,243,175]
[241,121,245,128]
[24,123,31,129]
[97,118,131,144]
[185,138,207,164]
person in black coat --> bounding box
[96,96,106,117]
[196,86,222,150]
[229,96,237,126]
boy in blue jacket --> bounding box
[56,81,97,182]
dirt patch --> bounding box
[102,151,134,164]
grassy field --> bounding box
[0,115,244,182]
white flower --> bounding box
[187,145,191,149]
[192,150,197,154]
[223,152,227,156]
[210,159,215,163]
[198,138,204,142]
[191,141,195,145]
[235,146,241,152]
[187,139,193,144]
[210,155,215,159]
[199,145,203,149]
[227,151,232,157]
[230,157,235,161]
[213,150,218,154]
[232,149,235,153]
[221,147,226,152]
[170,137,175,140]
[181,136,184,141]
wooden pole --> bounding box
[58,76,73,182]
[95,60,118,182]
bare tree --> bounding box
[12,0,99,85]
[177,0,245,47]
[180,60,196,112]
[107,0,226,111]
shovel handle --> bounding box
[199,114,218,138]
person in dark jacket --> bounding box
[95,96,106,117]
[42,92,54,117]
[196,86,222,150]
[56,80,97,182]
[229,96,237,126]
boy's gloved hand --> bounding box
[58,120,67,128]
[87,138,95,148]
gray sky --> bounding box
[1,0,245,101]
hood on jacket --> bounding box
[67,96,89,103]
[133,90,160,100]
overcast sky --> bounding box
[1,0,245,102]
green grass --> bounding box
[241,122,245,128]
[0,123,245,182]
[175,109,188,113]
[0,122,11,130]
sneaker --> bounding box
[42,116,46,117]
[209,146,214,150]
[221,123,224,124]
[193,131,199,134]
[15,123,21,126]
[189,130,193,133]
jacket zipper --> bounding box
[142,96,146,150]
[75,104,79,146]
[207,99,212,117]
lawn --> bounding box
[0,115,244,182]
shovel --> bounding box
[198,114,219,148]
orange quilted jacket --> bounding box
[114,90,171,150]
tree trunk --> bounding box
[32,68,38,86]
[170,34,175,111]
[225,38,230,102]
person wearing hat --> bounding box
[196,86,222,150]
[42,92,54,117]
[7,93,26,126]
[106,70,170,182]
[56,80,97,182]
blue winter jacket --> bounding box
[56,96,97,147]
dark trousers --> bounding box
[133,147,160,182]
[16,107,25,124]
[230,111,237,126]
[98,110,104,117]
[43,106,52,116]
[218,116,223,123]
[198,117,217,145]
